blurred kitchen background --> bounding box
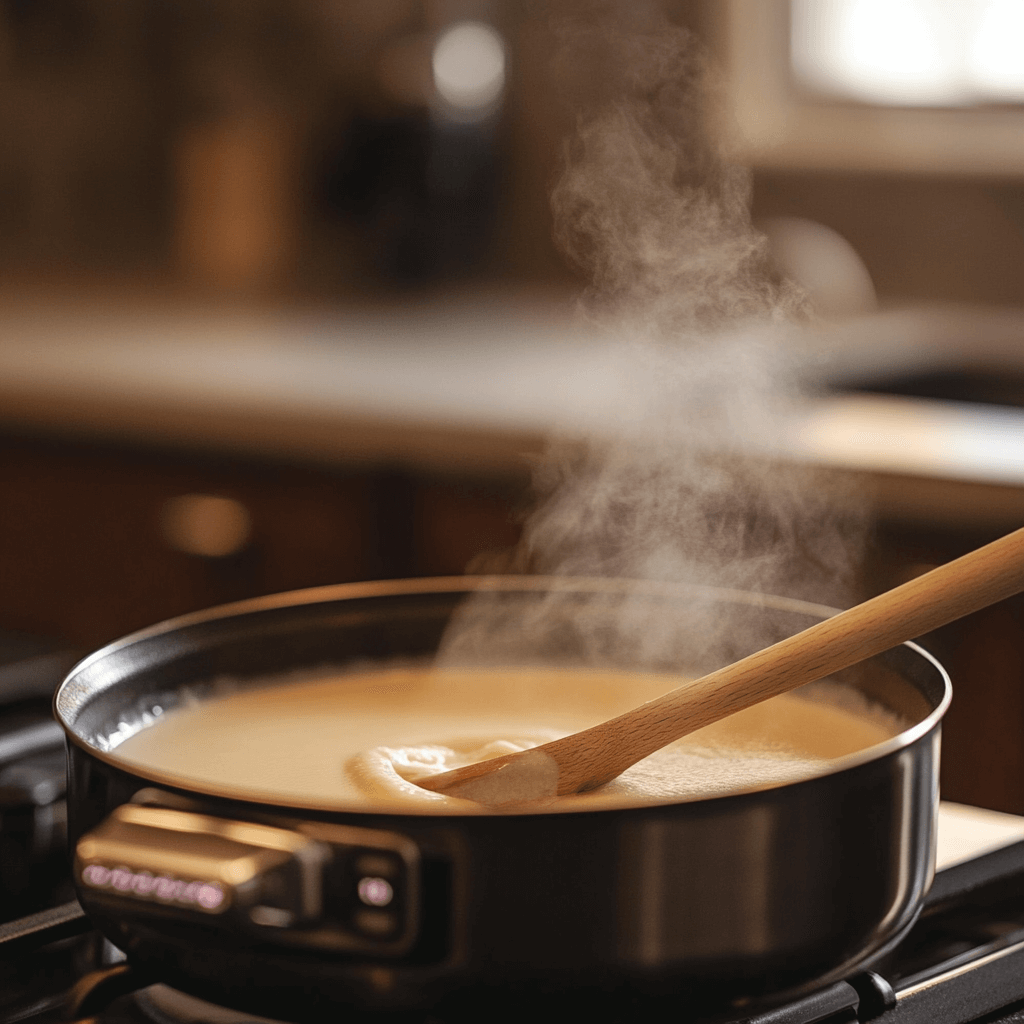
[2,0,1024,813]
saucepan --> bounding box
[54,577,949,1021]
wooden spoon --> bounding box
[416,526,1024,805]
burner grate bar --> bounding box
[888,934,1024,1024]
[0,901,90,959]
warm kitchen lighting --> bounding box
[431,21,506,119]
[159,494,253,559]
[969,0,1024,99]
[792,0,1024,106]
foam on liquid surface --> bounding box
[112,666,903,813]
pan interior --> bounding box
[55,579,948,815]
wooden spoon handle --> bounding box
[547,525,1024,793]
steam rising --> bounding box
[549,17,805,337]
[442,11,865,671]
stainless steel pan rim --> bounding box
[54,575,951,817]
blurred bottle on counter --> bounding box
[172,0,510,296]
[171,2,306,295]
[308,3,507,291]
[175,113,301,294]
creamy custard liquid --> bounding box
[112,666,903,813]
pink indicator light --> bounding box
[156,877,182,901]
[357,876,394,908]
[197,883,226,910]
[132,872,158,895]
[82,864,111,886]
[180,881,201,904]
[79,865,226,912]
[110,868,133,892]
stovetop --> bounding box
[7,836,1024,1024]
[5,810,1024,1024]
[4,637,1024,1024]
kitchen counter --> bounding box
[1,298,1023,525]
[937,801,1024,869]
[0,297,606,480]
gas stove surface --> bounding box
[4,804,1024,1024]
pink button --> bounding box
[155,877,183,900]
[132,872,158,895]
[82,864,111,886]
[180,881,201,904]
[110,868,133,891]
[197,883,226,910]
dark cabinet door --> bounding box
[0,438,376,646]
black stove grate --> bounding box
[7,842,1024,1024]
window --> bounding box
[718,0,1024,173]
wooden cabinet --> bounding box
[0,435,524,648]
[865,520,1024,815]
